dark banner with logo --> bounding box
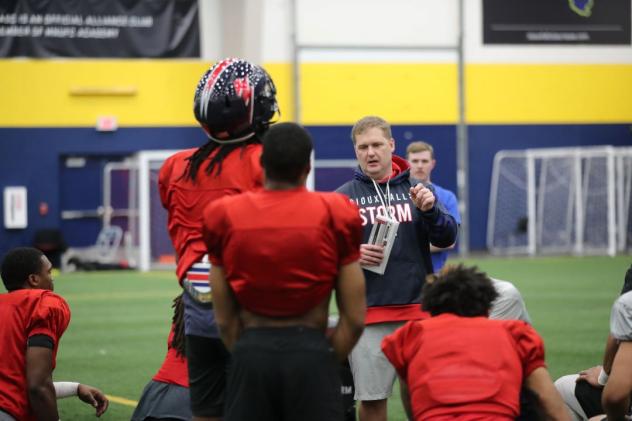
[0,0,200,57]
[483,0,631,44]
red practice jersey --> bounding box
[203,187,362,317]
[0,289,71,421]
[152,324,189,387]
[382,314,545,421]
[159,144,263,282]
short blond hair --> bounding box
[351,116,392,144]
[406,141,434,159]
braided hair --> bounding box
[170,293,186,357]
[181,137,261,182]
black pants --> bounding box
[340,358,356,421]
[186,335,230,418]
[225,327,344,421]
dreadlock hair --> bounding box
[181,137,262,182]
[422,264,498,318]
[170,293,186,357]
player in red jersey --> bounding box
[158,58,279,421]
[382,265,570,421]
[203,122,366,421]
[0,247,108,421]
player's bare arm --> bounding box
[210,265,242,351]
[602,334,620,377]
[525,367,572,420]
[330,261,366,361]
[26,346,58,421]
[603,342,632,421]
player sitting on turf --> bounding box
[382,264,571,421]
[0,247,109,421]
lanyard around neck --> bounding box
[371,178,392,218]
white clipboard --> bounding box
[362,214,399,275]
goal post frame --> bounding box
[488,146,625,257]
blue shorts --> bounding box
[183,289,219,338]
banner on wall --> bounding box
[483,0,631,45]
[0,0,200,57]
[4,186,27,229]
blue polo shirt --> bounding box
[431,183,461,272]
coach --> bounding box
[336,116,458,421]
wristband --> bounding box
[54,382,79,399]
[598,368,609,386]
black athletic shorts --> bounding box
[186,335,230,418]
[575,380,604,418]
[339,358,356,421]
[225,326,344,421]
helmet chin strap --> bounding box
[208,131,256,144]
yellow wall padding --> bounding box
[298,62,458,125]
[0,60,209,127]
[0,60,630,127]
[467,64,632,124]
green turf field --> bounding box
[17,255,631,420]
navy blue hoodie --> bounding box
[336,155,458,324]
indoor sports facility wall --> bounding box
[0,0,631,257]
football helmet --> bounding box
[193,58,279,143]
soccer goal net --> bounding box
[99,150,180,272]
[487,146,632,256]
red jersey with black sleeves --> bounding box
[158,144,263,282]
[382,314,545,421]
[152,324,188,387]
[203,187,362,317]
[0,289,71,421]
